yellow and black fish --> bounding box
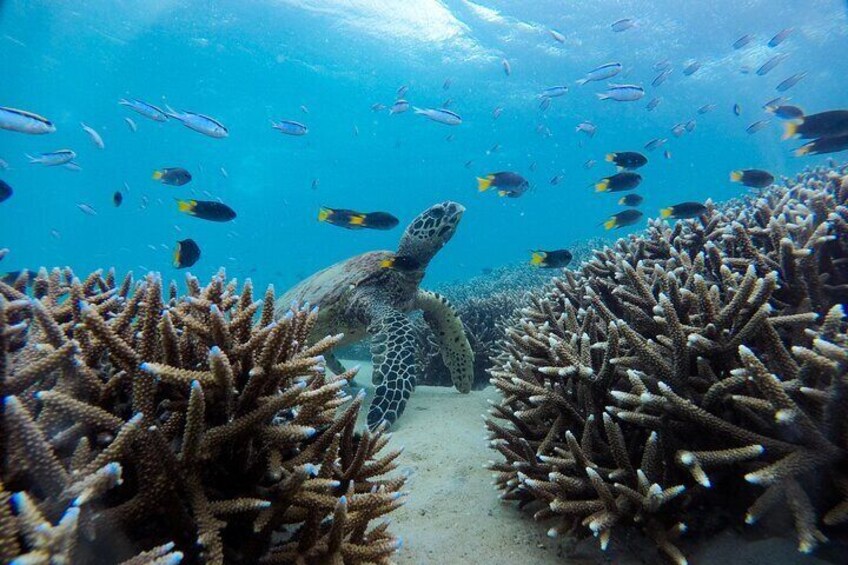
[795,134,848,157]
[603,209,643,230]
[660,201,707,219]
[380,255,421,271]
[730,169,774,188]
[173,238,201,269]
[177,199,237,222]
[318,207,399,230]
[476,171,529,198]
[618,194,643,207]
[530,249,573,268]
[153,167,192,186]
[594,172,641,192]
[605,151,647,170]
[782,110,848,140]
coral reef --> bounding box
[0,268,404,564]
[486,165,848,562]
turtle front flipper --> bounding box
[415,290,474,393]
[365,303,418,430]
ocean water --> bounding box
[1,0,847,291]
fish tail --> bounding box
[794,145,811,157]
[497,190,508,197]
[380,258,395,269]
[729,170,743,183]
[595,93,609,101]
[412,106,425,115]
[348,215,366,226]
[782,121,798,140]
[603,217,617,230]
[530,251,546,266]
[617,197,626,205]
[317,207,331,222]
[660,207,674,219]
[594,180,610,192]
[605,153,615,162]
[476,176,494,192]
[152,170,164,180]
[24,154,38,164]
[575,78,588,86]
[176,199,196,214]
[172,243,182,268]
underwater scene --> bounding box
[1,0,848,563]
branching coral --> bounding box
[486,165,848,562]
[1,268,404,564]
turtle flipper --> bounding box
[366,304,417,430]
[415,290,474,393]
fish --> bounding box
[766,105,804,120]
[118,98,168,122]
[26,149,76,166]
[153,167,192,186]
[0,248,7,261]
[776,72,807,92]
[756,53,788,76]
[353,125,359,136]
[0,180,12,203]
[492,106,504,119]
[528,162,537,171]
[653,59,672,72]
[530,249,573,268]
[583,159,596,169]
[412,107,461,125]
[311,178,319,190]
[644,138,667,151]
[596,84,644,102]
[651,69,672,87]
[176,199,237,222]
[502,58,511,76]
[113,191,123,207]
[794,134,848,156]
[300,105,309,114]
[539,97,552,111]
[769,28,794,48]
[477,171,529,198]
[683,61,701,76]
[672,123,686,138]
[606,151,647,170]
[77,203,98,216]
[221,167,228,178]
[166,107,228,138]
[317,207,399,230]
[730,169,775,188]
[371,103,386,112]
[697,104,717,114]
[550,174,564,185]
[746,119,771,134]
[541,86,569,98]
[442,98,453,108]
[173,238,201,269]
[733,103,742,116]
[733,34,755,49]
[389,100,409,114]
[549,29,566,43]
[443,78,452,90]
[64,162,82,172]
[660,201,707,219]
[397,85,408,98]
[594,172,642,192]
[603,209,643,229]
[0,106,56,134]
[0,158,8,170]
[685,119,697,132]
[124,117,137,132]
[618,194,643,206]
[80,122,104,149]
[782,110,848,140]
[575,62,622,85]
[611,18,635,32]
[272,119,308,135]
[664,149,672,159]
[445,134,454,142]
[487,143,501,154]
[464,160,474,169]
[575,121,597,137]
[646,97,662,111]
[380,255,421,272]
[763,96,791,109]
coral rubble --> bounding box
[486,165,848,562]
[1,268,404,564]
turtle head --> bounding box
[396,201,464,269]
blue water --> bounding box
[2,0,847,291]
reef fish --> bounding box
[776,72,807,92]
[596,84,644,102]
[698,104,717,114]
[660,201,707,219]
[606,151,647,170]
[575,121,597,137]
[389,100,409,114]
[412,107,462,125]
[795,135,848,156]
[153,167,192,186]
[0,106,55,134]
[756,53,788,76]
[166,107,228,138]
[611,18,635,32]
[603,209,643,229]
[173,238,201,268]
[380,255,421,272]
[766,105,804,120]
[769,28,794,47]
[177,199,237,222]
[549,29,566,43]
[530,249,573,268]
[618,194,643,207]
[733,34,755,49]
[651,69,672,87]
[782,110,848,139]
[26,149,76,166]
[477,172,529,198]
[0,180,12,203]
[576,62,622,85]
[272,119,309,135]
[113,191,123,207]
[77,203,97,216]
[683,61,701,76]
[541,86,569,98]
[502,58,511,76]
[594,172,641,192]
[318,207,399,230]
[746,119,771,134]
[646,97,662,111]
[119,98,168,122]
[80,122,104,149]
[644,138,667,151]
[730,169,774,188]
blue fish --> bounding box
[119,98,168,122]
[272,119,309,135]
[412,107,462,126]
[166,107,228,138]
[541,86,569,98]
[597,84,644,102]
[576,62,622,85]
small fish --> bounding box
[272,119,308,136]
[477,171,529,198]
[502,58,511,76]
[756,53,788,76]
[611,18,635,32]
[530,249,573,268]
[683,61,701,76]
[550,174,564,185]
[733,34,755,49]
[646,97,662,111]
[124,117,137,132]
[318,207,399,230]
[389,99,409,115]
[353,125,359,136]
[740,65,753,75]
[176,199,237,222]
[763,96,791,109]
[153,167,192,186]
[776,72,807,92]
[0,158,8,170]
[77,203,98,216]
[50,230,61,239]
[118,98,168,122]
[528,161,537,171]
[596,84,644,102]
[0,106,56,134]
[487,143,501,154]
[603,209,643,229]
[113,191,123,207]
[549,29,566,43]
[653,59,672,72]
[733,103,742,116]
[576,121,597,137]
[539,97,552,111]
[644,138,667,151]
[371,103,386,112]
[64,162,82,172]
[794,134,848,157]
[769,28,794,48]
[464,160,474,169]
[397,85,409,98]
[685,119,697,132]
[412,107,461,126]
[166,107,228,138]
[618,194,643,207]
[79,122,105,149]
[442,98,454,108]
[27,149,76,166]
[782,110,848,140]
[606,151,647,170]
[300,105,309,114]
[380,255,421,272]
[492,106,504,120]
[576,62,622,85]
[697,104,716,114]
[766,105,804,120]
[311,178,319,190]
[583,159,596,169]
[173,238,201,269]
[594,172,641,192]
[541,86,569,98]
[445,134,454,142]
[220,167,228,178]
[746,119,771,134]
[443,78,452,90]
[660,201,707,219]
[651,69,672,87]
[664,149,672,159]
[730,169,774,188]
[0,180,12,203]
[672,123,686,138]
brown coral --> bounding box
[0,268,404,564]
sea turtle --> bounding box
[275,201,473,430]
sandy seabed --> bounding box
[345,361,837,565]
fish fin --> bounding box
[497,190,509,197]
[530,251,546,266]
[317,207,331,222]
[176,199,196,214]
[380,258,394,269]
[348,215,366,226]
[794,145,811,157]
[782,121,798,140]
[605,153,615,162]
[595,93,609,101]
[594,180,610,192]
[603,218,617,230]
[172,243,182,268]
[617,197,626,205]
[152,170,164,180]
[729,171,743,182]
[476,176,493,192]
[660,207,674,218]
[765,106,776,114]
[24,154,38,164]
[575,78,588,86]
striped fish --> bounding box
[412,107,462,125]
[118,98,169,122]
[166,107,228,138]
[0,106,56,134]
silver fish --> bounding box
[300,105,309,114]
[412,107,461,125]
[397,85,408,98]
[0,106,56,134]
[80,122,104,149]
[541,86,569,98]
[756,53,788,76]
[672,123,686,137]
[652,69,672,87]
[644,138,667,151]
[697,104,716,114]
[220,167,228,178]
[746,119,771,134]
[0,158,8,170]
[166,107,228,138]
[443,78,452,90]
[776,72,807,92]
[119,98,168,122]
[597,84,644,102]
[502,58,511,76]
[576,62,622,85]
[653,59,672,72]
[583,159,596,169]
[683,61,701,76]
[389,99,409,114]
[646,97,662,111]
[272,120,308,135]
[27,149,76,166]
[763,96,790,109]
[124,117,137,132]
[685,119,696,132]
[575,121,596,136]
[64,162,83,172]
[371,103,386,112]
[492,106,504,119]
[77,203,98,216]
[539,97,551,111]
[769,28,794,48]
[549,29,566,43]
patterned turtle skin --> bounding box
[275,201,474,430]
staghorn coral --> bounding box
[486,165,848,562]
[0,268,404,564]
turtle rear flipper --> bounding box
[366,303,417,430]
[416,290,473,393]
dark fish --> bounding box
[683,61,701,76]
[733,34,755,49]
[766,105,804,120]
[769,28,794,48]
[530,249,572,268]
[380,254,421,272]
[697,104,716,114]
[783,110,848,139]
[177,199,237,222]
[756,53,788,76]
[644,138,667,151]
[730,169,774,188]
[153,167,192,186]
[794,134,848,157]
[734,103,742,116]
[318,207,399,230]
[0,180,12,203]
[113,191,123,207]
[651,69,672,87]
[606,151,647,170]
[660,201,707,219]
[664,149,672,159]
[477,171,529,198]
[618,194,643,207]
[1,270,36,285]
[747,119,770,134]
[550,174,564,185]
[611,18,635,32]
[173,238,201,269]
[603,209,643,229]
[594,172,641,193]
[776,72,807,92]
